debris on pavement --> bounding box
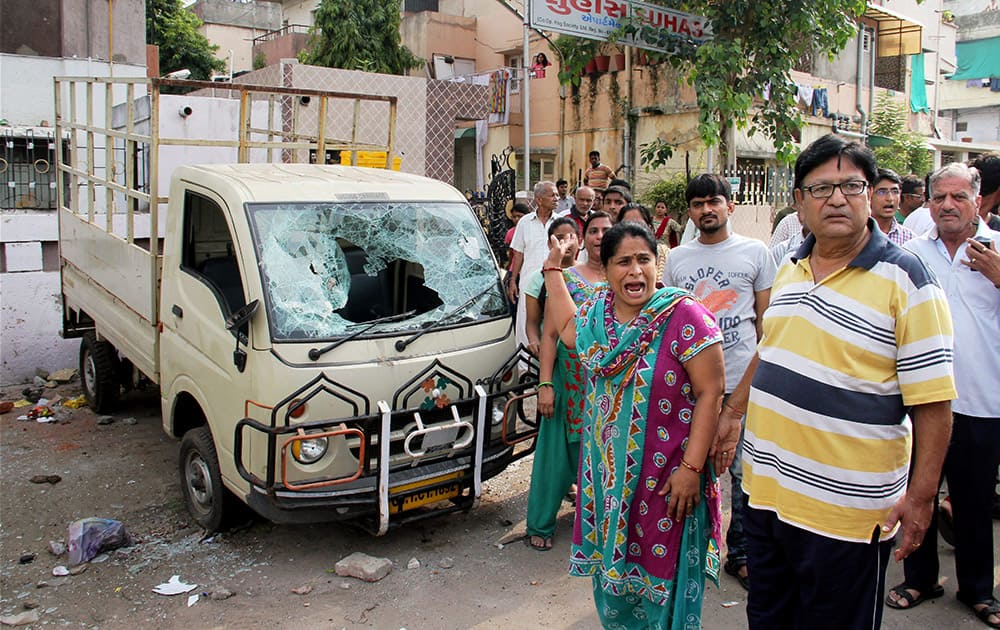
[208,588,234,601]
[21,388,43,403]
[61,395,88,409]
[720,600,741,608]
[51,566,69,577]
[406,557,420,569]
[96,415,114,425]
[122,417,138,425]
[438,557,454,569]
[0,401,14,414]
[18,554,35,565]
[152,575,198,596]
[67,517,136,565]
[48,541,66,557]
[334,552,392,582]
[0,610,40,626]
[187,593,199,607]
[29,474,61,485]
[291,585,313,595]
[48,368,77,383]
[24,405,54,421]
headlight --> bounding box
[491,400,506,426]
[291,434,329,464]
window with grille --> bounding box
[506,55,523,94]
[1,131,68,210]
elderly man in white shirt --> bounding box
[507,181,558,354]
[889,162,1000,628]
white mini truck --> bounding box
[56,77,537,533]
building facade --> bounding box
[1,0,147,385]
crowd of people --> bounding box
[502,138,1000,629]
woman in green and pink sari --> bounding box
[541,222,726,629]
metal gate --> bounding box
[480,146,517,267]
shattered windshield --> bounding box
[247,201,507,341]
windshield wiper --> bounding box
[394,284,499,352]
[308,310,417,361]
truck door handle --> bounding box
[171,305,183,318]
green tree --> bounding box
[146,0,224,81]
[639,173,688,221]
[611,0,867,168]
[299,0,424,74]
[868,91,933,176]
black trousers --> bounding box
[745,505,892,630]
[902,413,1000,603]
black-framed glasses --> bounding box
[901,193,924,200]
[801,180,869,199]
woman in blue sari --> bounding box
[541,222,726,629]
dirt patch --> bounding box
[0,383,978,628]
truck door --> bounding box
[160,189,249,465]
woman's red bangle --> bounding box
[541,266,563,274]
[725,403,745,417]
[680,459,703,474]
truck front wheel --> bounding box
[179,426,236,531]
[80,333,120,413]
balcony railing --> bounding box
[253,24,310,45]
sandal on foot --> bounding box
[886,582,944,610]
[724,559,749,591]
[524,535,552,552]
[957,594,1000,628]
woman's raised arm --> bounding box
[541,235,579,350]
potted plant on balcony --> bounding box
[554,35,599,86]
[592,42,613,73]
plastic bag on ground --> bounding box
[67,518,135,565]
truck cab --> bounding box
[56,77,538,534]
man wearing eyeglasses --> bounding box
[714,134,956,629]
[872,168,917,246]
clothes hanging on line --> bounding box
[811,88,829,118]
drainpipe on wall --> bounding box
[622,48,632,183]
[856,23,867,140]
[931,15,943,140]
[522,6,531,191]
[868,26,875,129]
[559,83,566,182]
[108,0,114,77]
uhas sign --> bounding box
[530,0,712,52]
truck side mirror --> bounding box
[225,299,259,372]
[225,299,259,332]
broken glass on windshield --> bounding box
[247,201,506,341]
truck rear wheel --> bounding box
[80,332,120,413]
[179,426,238,531]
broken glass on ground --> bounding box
[248,201,506,341]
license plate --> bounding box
[389,478,461,514]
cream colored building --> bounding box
[198,0,998,199]
[190,0,282,76]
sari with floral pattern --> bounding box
[569,287,724,627]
